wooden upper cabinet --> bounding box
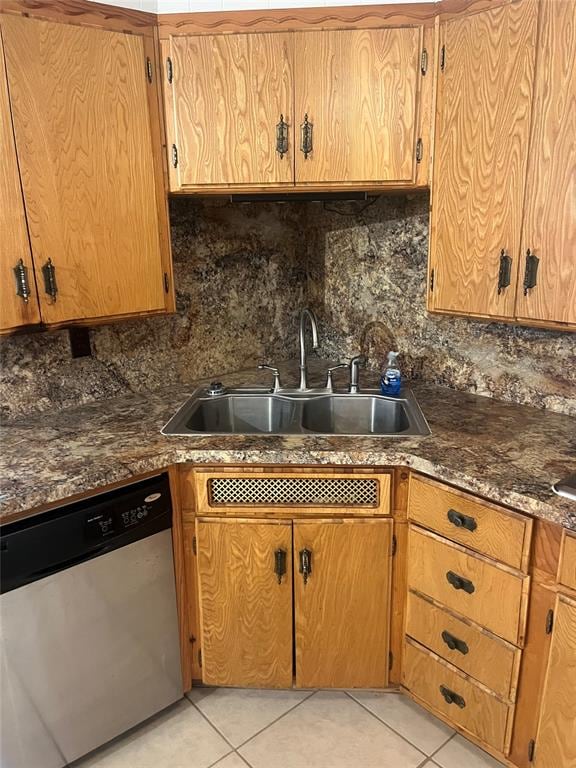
[533,594,576,767]
[2,15,170,325]
[515,0,576,327]
[294,518,392,688]
[0,28,40,332]
[165,33,293,190]
[429,0,538,319]
[294,27,422,185]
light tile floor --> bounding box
[76,688,505,768]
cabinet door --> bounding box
[515,0,576,327]
[2,15,167,324]
[0,27,40,332]
[167,33,293,189]
[196,517,293,688]
[429,0,537,318]
[533,594,576,767]
[294,28,421,185]
[294,518,392,688]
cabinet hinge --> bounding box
[198,649,202,668]
[420,48,428,75]
[192,536,197,556]
[171,144,179,168]
[389,651,393,671]
[429,268,435,293]
[545,608,554,634]
[146,56,153,83]
[164,272,170,293]
[392,535,397,557]
[166,56,173,84]
[416,138,423,163]
[440,44,446,71]
[528,739,535,762]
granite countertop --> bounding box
[1,362,575,529]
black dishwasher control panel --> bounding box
[1,474,172,594]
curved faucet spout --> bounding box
[298,308,320,391]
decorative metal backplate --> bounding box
[300,114,313,159]
[276,114,288,159]
[208,476,379,507]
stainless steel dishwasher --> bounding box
[0,474,183,768]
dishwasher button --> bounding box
[85,513,115,539]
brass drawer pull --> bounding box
[446,570,475,594]
[440,685,466,709]
[441,630,469,655]
[447,509,477,532]
[274,548,287,584]
[299,548,312,585]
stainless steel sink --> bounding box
[162,388,430,437]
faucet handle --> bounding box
[258,364,282,393]
[325,363,349,393]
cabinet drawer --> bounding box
[408,475,532,571]
[558,530,576,592]
[186,467,391,517]
[407,526,529,645]
[403,639,512,754]
[406,591,521,701]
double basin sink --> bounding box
[162,388,430,437]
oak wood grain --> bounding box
[183,523,203,682]
[169,32,293,189]
[407,525,529,645]
[294,518,392,688]
[196,517,293,688]
[403,637,512,753]
[408,474,533,571]
[406,589,522,701]
[1,0,155,35]
[558,531,576,593]
[429,0,538,318]
[533,594,576,767]
[2,15,166,323]
[389,520,408,685]
[509,581,556,768]
[515,0,576,327]
[294,27,421,185]
[0,25,41,332]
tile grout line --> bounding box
[343,691,435,760]
[418,731,458,767]
[234,689,318,752]
[189,688,317,755]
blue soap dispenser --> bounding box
[380,351,402,397]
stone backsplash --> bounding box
[1,194,574,421]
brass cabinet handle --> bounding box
[441,630,469,655]
[41,258,57,302]
[299,548,312,585]
[276,114,288,159]
[497,249,512,294]
[274,548,287,584]
[447,509,477,532]
[523,249,539,295]
[446,570,475,594]
[440,685,466,709]
[13,259,31,304]
[300,114,313,159]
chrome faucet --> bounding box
[298,308,320,390]
[349,355,367,394]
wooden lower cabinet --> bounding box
[196,517,293,688]
[533,594,576,768]
[195,515,393,689]
[294,518,392,688]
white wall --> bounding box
[90,0,436,14]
